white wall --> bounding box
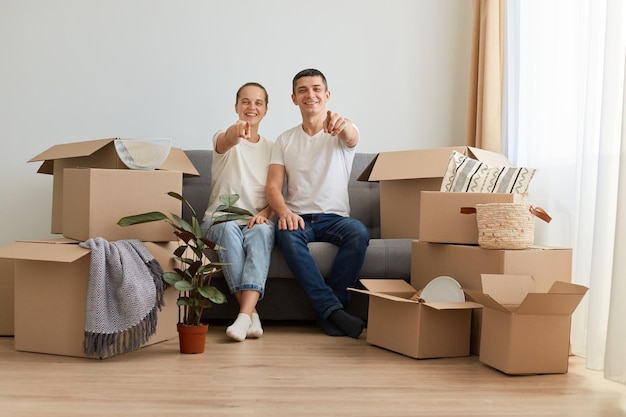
[0,0,473,244]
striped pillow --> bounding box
[440,151,537,195]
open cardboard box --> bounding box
[0,238,180,358]
[357,146,510,239]
[411,241,573,354]
[29,138,199,234]
[464,274,587,375]
[62,168,182,242]
[349,279,482,359]
[419,191,525,245]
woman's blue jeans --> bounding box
[203,221,274,298]
[275,214,369,319]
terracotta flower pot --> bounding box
[177,323,209,354]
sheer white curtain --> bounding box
[505,0,626,383]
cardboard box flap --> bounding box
[359,279,416,293]
[35,159,54,174]
[467,146,512,167]
[356,154,379,181]
[463,289,512,314]
[17,237,79,244]
[423,301,483,311]
[549,280,589,296]
[353,279,418,300]
[359,147,466,182]
[29,138,199,176]
[467,277,588,316]
[357,146,513,183]
[158,147,199,176]
[0,241,89,263]
[29,138,117,165]
[349,288,418,303]
[515,293,586,315]
[349,287,482,311]
[480,274,535,306]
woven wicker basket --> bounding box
[475,203,536,250]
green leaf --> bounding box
[162,271,181,286]
[173,245,188,257]
[198,285,227,304]
[188,260,202,277]
[172,213,195,234]
[212,213,250,224]
[174,230,195,243]
[117,212,169,226]
[200,237,220,250]
[174,280,194,291]
[219,194,240,207]
[214,205,254,217]
[167,191,198,219]
[175,256,194,266]
[205,261,228,267]
[226,206,255,216]
[191,216,204,238]
[197,264,219,275]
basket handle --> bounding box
[460,205,552,223]
[530,205,552,223]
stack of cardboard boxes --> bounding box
[0,142,588,371]
[0,138,200,358]
[357,146,587,374]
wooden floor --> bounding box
[1,322,625,417]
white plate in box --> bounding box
[420,276,465,302]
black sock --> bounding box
[315,316,345,337]
[329,309,365,339]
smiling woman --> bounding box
[200,82,275,342]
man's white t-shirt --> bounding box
[203,131,274,224]
[270,125,357,217]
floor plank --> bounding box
[1,322,625,417]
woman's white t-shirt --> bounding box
[203,131,274,224]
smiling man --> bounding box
[266,68,370,338]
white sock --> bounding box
[247,312,263,338]
[226,313,251,342]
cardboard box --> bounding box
[0,258,15,336]
[63,168,182,242]
[465,275,587,374]
[350,279,481,359]
[358,146,510,239]
[29,138,199,234]
[0,238,180,358]
[419,191,524,244]
[411,241,572,294]
[411,241,573,353]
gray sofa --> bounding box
[182,150,412,322]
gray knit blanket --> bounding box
[79,238,166,358]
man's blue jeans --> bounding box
[275,214,369,319]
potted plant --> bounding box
[117,191,253,353]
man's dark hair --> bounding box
[292,69,328,94]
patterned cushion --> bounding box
[440,151,537,195]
